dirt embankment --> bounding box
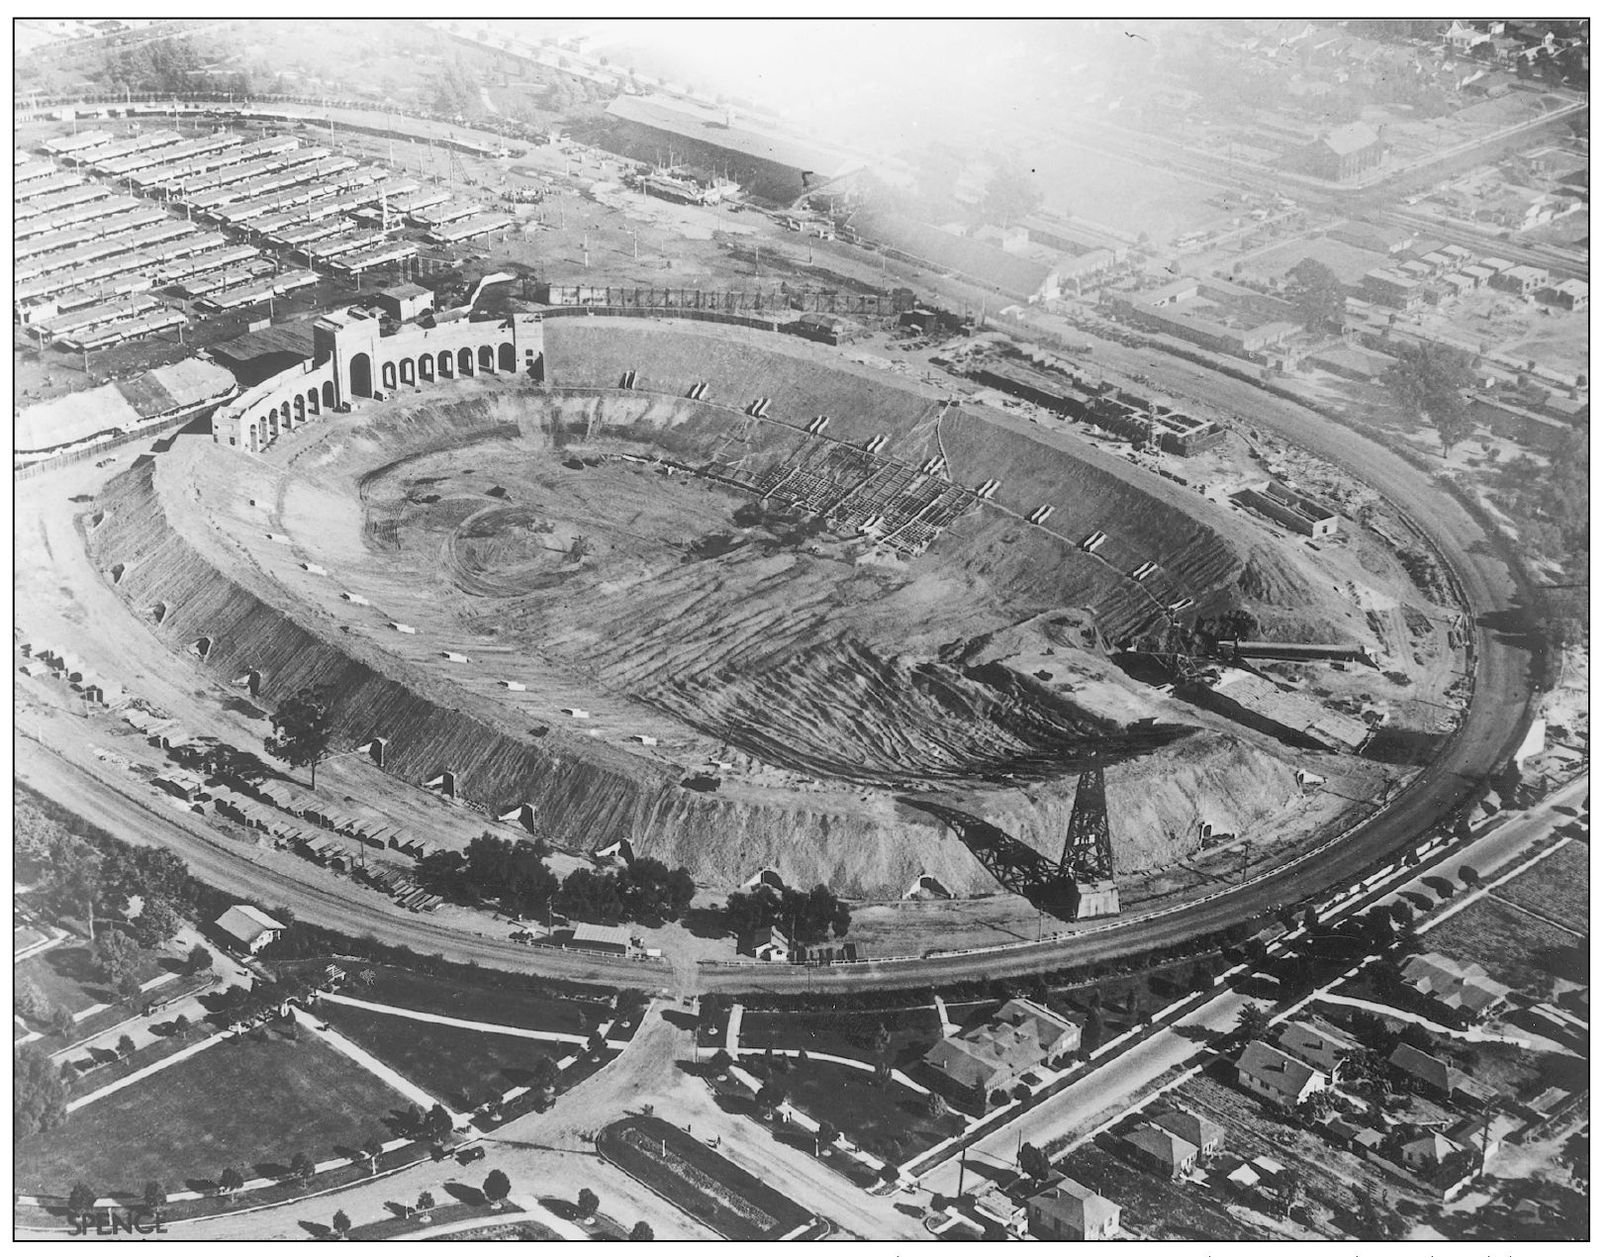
[86,452,1014,898]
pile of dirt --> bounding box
[1237,543,1313,606]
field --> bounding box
[738,1005,951,1067]
[14,1031,406,1196]
[756,1057,953,1165]
[597,1115,814,1240]
[318,1000,568,1109]
[1422,895,1582,996]
[339,966,607,1036]
[1490,842,1588,935]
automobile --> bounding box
[456,1145,487,1165]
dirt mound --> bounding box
[1237,543,1314,606]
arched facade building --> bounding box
[212,310,544,453]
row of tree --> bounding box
[724,882,851,946]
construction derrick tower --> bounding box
[1054,757,1121,918]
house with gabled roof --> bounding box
[1276,1020,1355,1083]
[1235,1039,1328,1108]
[1025,1177,1121,1241]
[1151,1107,1226,1158]
[1124,1125,1198,1180]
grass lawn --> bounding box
[598,1115,813,1241]
[739,1006,945,1068]
[1491,843,1588,935]
[755,1057,953,1165]
[14,1030,408,1196]
[15,944,175,1025]
[336,966,606,1036]
[1423,896,1582,996]
[318,1000,567,1110]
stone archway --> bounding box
[323,381,336,409]
[498,342,516,372]
[307,386,320,415]
[419,353,434,382]
[477,344,495,373]
[381,360,397,390]
[349,352,373,399]
[438,350,454,378]
[458,347,475,376]
[293,394,305,423]
[400,358,416,386]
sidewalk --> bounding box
[318,991,631,1048]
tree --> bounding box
[1457,864,1481,889]
[143,1180,166,1209]
[425,1104,453,1142]
[756,1080,785,1114]
[263,687,334,788]
[1019,1141,1052,1182]
[1384,342,1475,456]
[880,1161,901,1185]
[1275,1170,1303,1219]
[185,943,213,975]
[1221,608,1258,655]
[1233,1001,1270,1046]
[68,1183,97,1214]
[1424,875,1455,900]
[708,1047,733,1075]
[201,741,266,787]
[873,1061,893,1090]
[629,1221,654,1241]
[219,1166,245,1195]
[363,1135,385,1173]
[416,1190,436,1215]
[15,1045,68,1138]
[1295,1091,1334,1126]
[290,1152,315,1185]
[116,972,143,1004]
[15,977,51,1023]
[484,1168,512,1207]
[1389,899,1414,927]
[529,1055,560,1091]
[332,1209,352,1238]
[51,839,103,941]
[49,1005,77,1040]
[92,929,143,987]
[816,1121,839,1155]
[116,1033,137,1058]
[1286,258,1345,331]
[575,1186,598,1218]
[926,1090,947,1118]
[128,896,181,948]
[975,163,1043,227]
[172,1013,192,1037]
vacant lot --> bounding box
[1060,1132,1269,1243]
[739,1005,947,1067]
[14,1031,405,1196]
[1172,1066,1433,1238]
[597,1115,813,1241]
[1491,842,1588,935]
[1422,896,1582,996]
[754,1057,953,1165]
[340,966,608,1035]
[319,1000,567,1110]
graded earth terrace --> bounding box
[89,317,1405,899]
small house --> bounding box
[568,922,634,954]
[1024,1177,1121,1241]
[740,925,790,962]
[1151,1107,1226,1158]
[1276,1020,1355,1083]
[1235,1039,1328,1108]
[214,904,287,954]
[1124,1125,1197,1180]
